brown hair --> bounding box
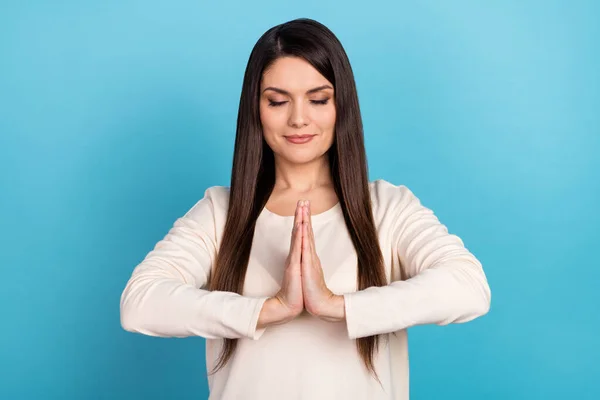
[208,17,387,380]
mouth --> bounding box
[284,134,316,144]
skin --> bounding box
[255,56,346,329]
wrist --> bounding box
[317,294,346,322]
[257,297,300,329]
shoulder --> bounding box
[182,185,230,223]
[367,179,435,236]
[368,179,421,214]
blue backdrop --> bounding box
[1,1,598,399]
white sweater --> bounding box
[120,179,491,399]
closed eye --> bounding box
[268,100,287,107]
[268,99,330,107]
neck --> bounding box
[273,154,333,193]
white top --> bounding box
[120,179,491,400]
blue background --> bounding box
[1,1,598,399]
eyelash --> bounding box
[268,99,330,107]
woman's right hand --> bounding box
[257,200,305,329]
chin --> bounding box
[282,153,315,165]
[280,148,329,165]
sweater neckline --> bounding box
[259,202,342,224]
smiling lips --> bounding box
[285,134,316,144]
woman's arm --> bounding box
[342,184,491,340]
[119,188,280,340]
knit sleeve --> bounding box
[343,182,491,339]
[119,187,269,340]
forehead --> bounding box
[261,56,331,90]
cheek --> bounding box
[259,107,275,139]
[259,104,269,128]
[315,106,336,131]
[259,106,285,149]
[260,106,286,131]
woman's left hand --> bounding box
[300,201,346,322]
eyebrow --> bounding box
[262,85,333,95]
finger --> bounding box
[293,216,303,265]
[301,219,310,259]
[293,200,301,225]
[305,202,316,255]
[308,202,316,249]
[289,201,303,259]
[301,205,309,251]
[288,201,298,253]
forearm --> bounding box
[343,260,491,339]
[120,264,269,340]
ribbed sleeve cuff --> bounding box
[343,289,391,340]
[343,292,361,340]
[246,297,269,340]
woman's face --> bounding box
[259,56,336,165]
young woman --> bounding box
[120,17,491,400]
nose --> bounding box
[288,101,309,128]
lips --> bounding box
[285,134,316,144]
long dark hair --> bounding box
[208,17,387,380]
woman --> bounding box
[120,17,491,400]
